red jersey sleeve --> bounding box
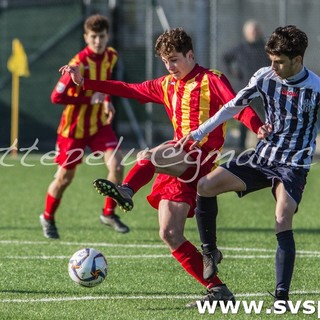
[233,106,264,134]
[51,72,91,105]
[211,72,263,134]
[83,78,165,105]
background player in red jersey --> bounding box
[40,14,129,239]
[60,28,264,306]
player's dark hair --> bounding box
[155,28,193,57]
[84,14,109,33]
[265,25,308,59]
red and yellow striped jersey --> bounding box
[83,64,263,154]
[51,46,118,139]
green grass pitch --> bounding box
[0,154,319,319]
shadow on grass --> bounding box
[0,288,200,296]
[0,226,318,237]
[136,306,186,311]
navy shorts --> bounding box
[221,152,308,205]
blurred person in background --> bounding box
[40,14,129,239]
[222,19,270,149]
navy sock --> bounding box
[195,195,218,252]
[275,230,295,297]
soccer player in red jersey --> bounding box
[60,28,264,306]
[40,14,129,239]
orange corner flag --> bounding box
[7,39,30,77]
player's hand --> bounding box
[104,101,115,124]
[257,123,272,139]
[91,92,105,104]
[175,133,199,150]
[59,65,83,86]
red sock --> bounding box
[123,159,155,193]
[103,197,117,216]
[172,240,223,289]
[44,193,61,220]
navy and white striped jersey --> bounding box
[192,66,320,169]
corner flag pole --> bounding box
[7,39,30,157]
[11,73,20,156]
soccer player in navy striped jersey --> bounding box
[179,25,320,309]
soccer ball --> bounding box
[68,248,108,287]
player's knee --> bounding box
[275,215,293,232]
[159,227,180,246]
[197,177,206,194]
[197,176,215,196]
[108,163,124,177]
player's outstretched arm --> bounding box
[59,65,83,86]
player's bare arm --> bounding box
[104,101,115,124]
[90,92,105,104]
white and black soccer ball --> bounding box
[68,248,108,287]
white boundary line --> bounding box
[0,240,166,248]
[3,255,172,259]
[0,290,320,303]
[0,240,319,256]
[3,253,320,259]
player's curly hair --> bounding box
[265,25,308,60]
[84,14,109,33]
[155,28,193,57]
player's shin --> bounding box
[195,195,218,249]
[275,230,295,298]
[195,195,222,280]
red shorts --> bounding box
[55,125,119,169]
[147,141,218,218]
